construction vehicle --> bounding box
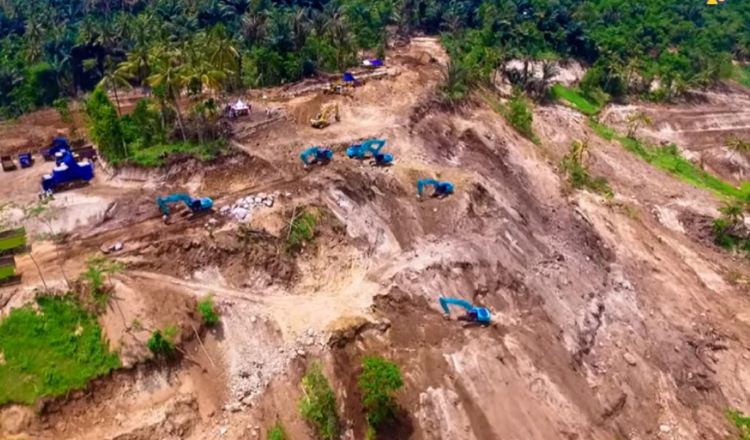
[417,179,454,198]
[439,297,491,325]
[156,193,214,222]
[0,227,27,256]
[346,139,394,166]
[19,153,33,168]
[1,155,16,171]
[41,137,72,161]
[0,228,27,287]
[311,103,340,129]
[300,146,333,167]
[41,149,94,193]
[0,256,20,286]
[362,59,384,68]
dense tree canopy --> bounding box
[0,0,747,117]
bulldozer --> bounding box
[310,103,340,129]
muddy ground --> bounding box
[1,37,750,440]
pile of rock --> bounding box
[220,192,276,222]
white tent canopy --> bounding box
[230,99,250,111]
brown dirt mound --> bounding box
[132,229,297,288]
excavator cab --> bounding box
[346,139,394,166]
[300,147,333,167]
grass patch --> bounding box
[268,423,288,440]
[588,118,750,201]
[121,140,227,168]
[728,409,750,440]
[0,263,16,280]
[286,209,319,253]
[551,85,601,116]
[0,295,120,405]
[733,65,750,89]
[299,362,339,440]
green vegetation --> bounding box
[147,326,179,358]
[197,296,220,327]
[0,227,26,254]
[560,140,613,199]
[588,119,750,201]
[81,256,124,309]
[551,85,601,116]
[286,209,319,253]
[268,423,288,440]
[0,262,16,280]
[0,295,120,405]
[358,356,404,438]
[505,92,536,141]
[712,201,750,253]
[728,409,750,440]
[299,363,339,440]
[0,0,747,120]
[733,65,750,89]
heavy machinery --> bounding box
[40,149,94,193]
[19,153,34,168]
[41,137,72,161]
[0,227,27,286]
[439,297,491,325]
[311,103,340,129]
[300,146,333,167]
[346,138,394,166]
[362,59,384,68]
[156,193,214,222]
[417,179,454,198]
[1,155,16,171]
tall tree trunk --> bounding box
[173,95,187,142]
[113,86,122,116]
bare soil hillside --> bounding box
[1,38,750,440]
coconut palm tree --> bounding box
[99,58,132,116]
[148,47,188,141]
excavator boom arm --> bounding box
[439,297,474,315]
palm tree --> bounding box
[148,47,188,141]
[325,8,353,71]
[626,111,652,138]
[292,8,310,50]
[99,58,132,116]
[241,12,267,44]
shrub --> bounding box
[286,209,318,253]
[299,363,339,440]
[358,356,404,435]
[197,296,220,327]
[147,326,178,357]
[505,91,535,141]
[560,140,613,199]
[728,410,750,440]
[268,423,287,440]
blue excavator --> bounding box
[417,179,454,198]
[346,139,393,166]
[156,193,214,222]
[439,297,491,325]
[300,146,333,167]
